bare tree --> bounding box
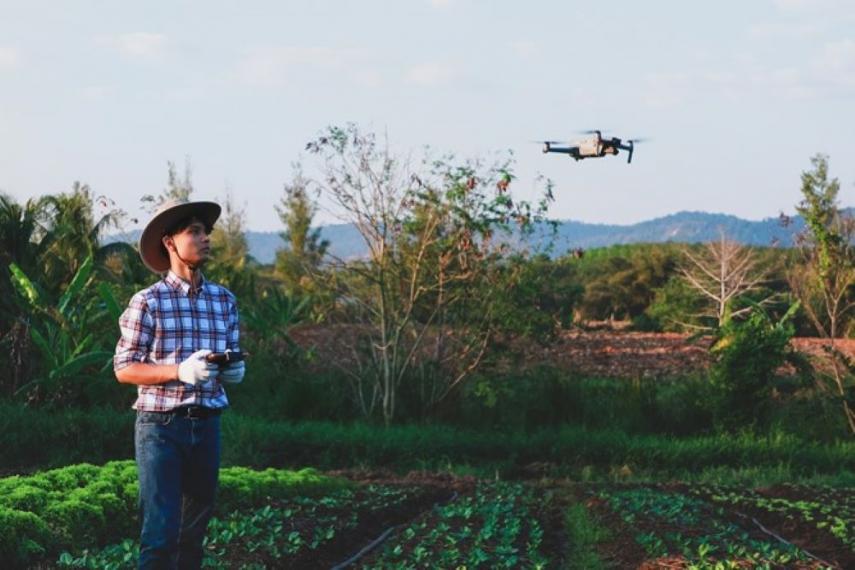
[306,124,552,424]
[678,231,778,328]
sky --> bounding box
[1,0,854,232]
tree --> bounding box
[207,191,254,297]
[578,245,676,322]
[678,232,778,328]
[306,124,553,424]
[274,166,329,294]
[141,158,194,213]
[788,154,855,434]
[39,182,124,289]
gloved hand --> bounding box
[178,349,219,385]
[219,360,245,384]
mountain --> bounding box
[105,211,805,264]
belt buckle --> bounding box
[182,406,203,418]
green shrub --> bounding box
[0,461,344,568]
[0,506,52,566]
[709,304,806,428]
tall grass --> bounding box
[1,403,852,483]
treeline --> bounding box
[0,129,853,433]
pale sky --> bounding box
[1,0,854,232]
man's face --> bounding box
[163,220,211,266]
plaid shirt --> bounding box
[114,271,240,412]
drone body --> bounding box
[541,130,642,163]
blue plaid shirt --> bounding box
[114,271,239,412]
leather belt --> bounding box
[171,406,222,419]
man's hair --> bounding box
[164,215,214,238]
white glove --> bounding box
[178,349,219,385]
[219,360,245,384]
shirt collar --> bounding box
[165,270,207,297]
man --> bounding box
[114,199,246,569]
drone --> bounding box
[539,130,645,163]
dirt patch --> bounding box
[290,324,855,380]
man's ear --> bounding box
[162,235,175,254]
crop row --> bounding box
[58,484,425,569]
[0,461,347,568]
[361,482,553,569]
[593,486,821,568]
[691,484,854,551]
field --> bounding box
[4,463,852,569]
[290,325,855,379]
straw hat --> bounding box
[139,199,221,273]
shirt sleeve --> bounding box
[114,293,154,371]
[227,298,241,352]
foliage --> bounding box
[306,123,555,424]
[788,154,855,433]
[576,244,678,321]
[596,486,815,567]
[0,461,344,568]
[563,501,609,569]
[8,256,117,406]
[274,165,330,296]
[366,482,552,569]
[643,275,708,332]
[489,254,583,338]
[139,158,194,213]
[206,192,256,298]
[708,303,807,429]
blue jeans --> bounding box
[135,410,221,570]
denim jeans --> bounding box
[135,410,221,570]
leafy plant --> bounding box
[9,255,116,405]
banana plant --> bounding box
[9,255,116,404]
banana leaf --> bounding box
[58,255,94,317]
[97,282,123,322]
[48,351,114,381]
[8,262,41,307]
[29,326,58,370]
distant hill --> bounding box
[106,211,806,264]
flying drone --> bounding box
[539,130,646,163]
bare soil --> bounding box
[289,324,855,379]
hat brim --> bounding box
[139,201,221,273]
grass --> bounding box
[563,501,609,569]
[1,402,852,484]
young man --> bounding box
[114,199,246,569]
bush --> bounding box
[0,461,345,569]
[708,304,806,429]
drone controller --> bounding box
[205,350,246,367]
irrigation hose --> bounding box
[736,510,834,568]
[329,491,459,569]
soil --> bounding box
[579,482,850,570]
[289,324,855,380]
[700,484,855,570]
[222,480,454,569]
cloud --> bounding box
[98,33,168,58]
[0,47,20,69]
[236,46,359,87]
[773,0,840,10]
[405,62,456,86]
[642,72,693,108]
[509,40,541,59]
[748,21,820,41]
[813,38,855,88]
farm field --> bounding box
[4,463,852,569]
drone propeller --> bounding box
[627,137,650,144]
[532,140,572,145]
